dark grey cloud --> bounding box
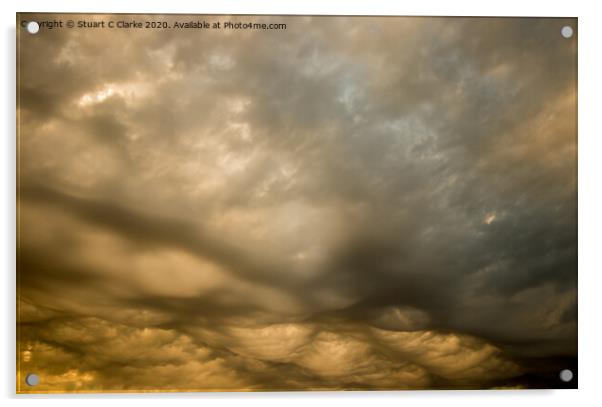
[17,14,577,391]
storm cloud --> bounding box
[17,14,577,391]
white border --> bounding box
[3,1,601,406]
[5,0,583,16]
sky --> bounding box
[17,14,577,392]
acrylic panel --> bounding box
[16,13,578,393]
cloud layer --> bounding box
[17,14,577,391]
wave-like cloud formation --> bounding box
[17,14,577,391]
